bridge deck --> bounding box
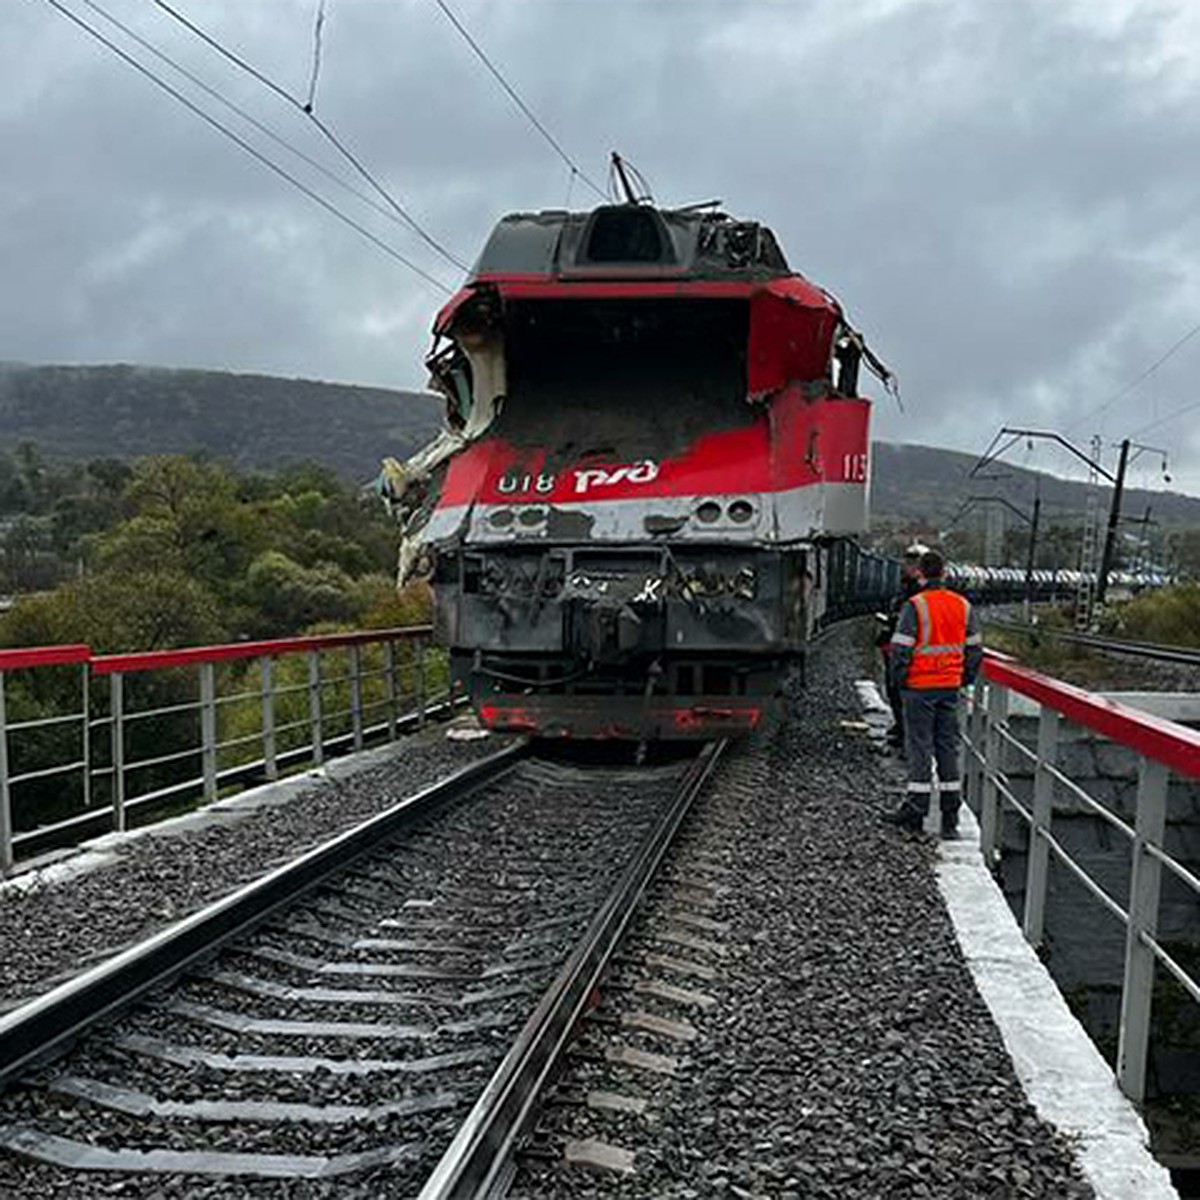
[0,630,1181,1197]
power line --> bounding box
[1064,317,1200,436]
[148,0,468,272]
[39,0,453,292]
[429,0,607,202]
[75,0,442,248]
[1127,395,1200,440]
[148,0,301,107]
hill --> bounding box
[2,363,1197,529]
[0,363,442,482]
[870,441,1200,530]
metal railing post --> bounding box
[0,673,12,875]
[110,672,126,833]
[963,679,985,813]
[349,644,364,753]
[385,640,399,741]
[1023,705,1059,946]
[415,638,427,727]
[1117,756,1170,1103]
[199,661,218,805]
[80,662,91,813]
[980,683,1009,866]
[308,650,324,766]
[261,656,278,782]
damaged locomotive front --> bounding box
[380,203,891,739]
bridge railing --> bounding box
[963,652,1200,1103]
[0,627,439,874]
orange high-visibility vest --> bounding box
[907,588,971,689]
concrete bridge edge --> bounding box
[939,816,1179,1199]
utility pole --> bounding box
[1096,438,1129,607]
[1023,485,1042,621]
[1095,439,1170,604]
[971,427,1116,628]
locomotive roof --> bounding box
[470,204,793,281]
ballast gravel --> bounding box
[0,754,690,1197]
[513,626,1097,1199]
[0,723,511,1010]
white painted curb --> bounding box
[938,820,1177,1199]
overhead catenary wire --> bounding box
[148,0,468,272]
[75,0,443,248]
[39,0,453,293]
[1064,317,1200,436]
[429,0,607,202]
[1127,395,1200,440]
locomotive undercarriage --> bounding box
[436,542,815,739]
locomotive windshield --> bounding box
[497,297,752,463]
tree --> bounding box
[97,456,267,587]
[1,569,225,653]
[243,550,357,635]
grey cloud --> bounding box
[4,0,1200,489]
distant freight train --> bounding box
[378,201,1158,740]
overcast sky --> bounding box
[4,0,1200,494]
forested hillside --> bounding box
[870,442,1200,529]
[6,363,1198,532]
[0,362,442,481]
[0,454,425,650]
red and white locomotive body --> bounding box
[399,204,885,739]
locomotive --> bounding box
[381,200,899,739]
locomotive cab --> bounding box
[384,202,891,740]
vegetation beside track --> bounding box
[985,589,1200,690]
[0,452,451,834]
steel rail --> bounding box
[987,618,1200,667]
[417,738,728,1199]
[0,740,527,1088]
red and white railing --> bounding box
[964,651,1200,1103]
[0,627,439,873]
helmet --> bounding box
[904,542,930,559]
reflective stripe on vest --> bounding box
[908,589,970,689]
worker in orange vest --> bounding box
[884,549,983,837]
[876,543,927,750]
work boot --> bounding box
[940,807,960,840]
[882,805,925,833]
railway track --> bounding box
[987,618,1200,668]
[0,738,725,1197]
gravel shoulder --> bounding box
[0,722,513,1012]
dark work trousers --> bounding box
[901,688,962,817]
[885,669,904,740]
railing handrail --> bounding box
[1,624,440,874]
[0,628,431,677]
[967,655,1200,1106]
[983,651,1200,779]
[0,644,91,671]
